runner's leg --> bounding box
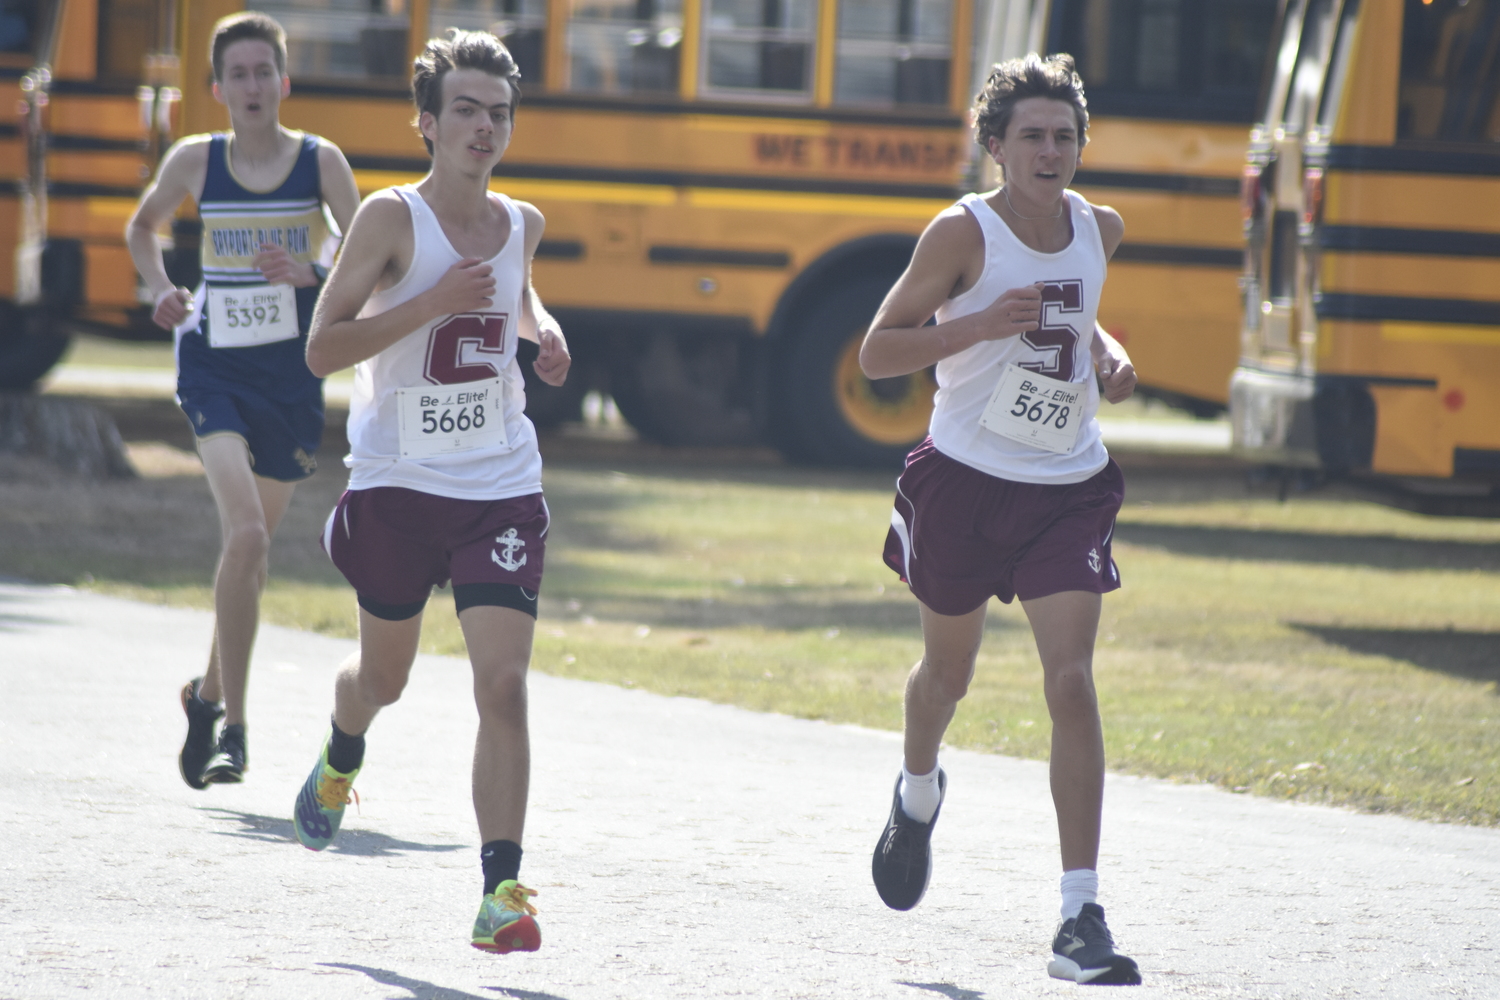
[904,600,988,774]
[1021,589,1105,872]
[459,605,534,844]
[332,607,425,737]
[197,435,296,724]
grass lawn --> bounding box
[71,453,1500,828]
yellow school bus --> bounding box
[988,0,1278,418]
[11,0,1276,463]
[1232,0,1500,513]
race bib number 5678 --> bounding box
[979,363,1085,454]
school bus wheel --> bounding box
[0,303,72,391]
[771,277,933,466]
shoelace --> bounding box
[1074,911,1115,948]
[315,772,359,812]
[494,882,539,916]
[881,823,919,874]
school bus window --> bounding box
[1050,0,1276,122]
[703,0,815,99]
[97,0,156,81]
[0,0,32,53]
[1398,0,1500,144]
[250,1,410,81]
[567,0,683,94]
[833,0,951,107]
[1280,0,1336,133]
[432,0,547,88]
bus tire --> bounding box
[605,328,758,446]
[0,303,71,391]
[771,277,933,467]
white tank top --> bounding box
[343,186,542,500]
[927,190,1110,484]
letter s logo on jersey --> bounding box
[425,314,509,385]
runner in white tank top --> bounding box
[861,54,1144,987]
[344,184,541,501]
[289,30,569,956]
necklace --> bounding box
[1002,186,1064,221]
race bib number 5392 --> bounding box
[396,376,508,459]
[206,284,298,348]
[979,363,1085,454]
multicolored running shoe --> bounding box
[471,880,541,954]
[292,741,359,851]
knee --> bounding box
[1044,665,1098,717]
[474,663,528,720]
[357,668,408,708]
[222,522,271,568]
[917,655,976,704]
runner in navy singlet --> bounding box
[125,12,359,790]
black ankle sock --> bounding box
[327,718,365,774]
[481,839,523,895]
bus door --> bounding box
[3,0,177,388]
[1233,0,1500,512]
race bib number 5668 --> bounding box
[979,364,1085,454]
[396,376,508,459]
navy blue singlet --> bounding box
[177,132,326,405]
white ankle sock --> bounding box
[1060,869,1099,920]
[899,763,941,823]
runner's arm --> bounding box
[124,138,209,329]
[515,200,570,386]
[860,209,1042,379]
[1087,202,1135,402]
[305,193,495,377]
[252,141,361,288]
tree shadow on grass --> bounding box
[899,982,988,1000]
[1291,624,1500,684]
[200,807,466,856]
[1115,523,1500,572]
[0,587,62,632]
[320,962,572,1000]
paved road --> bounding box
[3,583,1496,999]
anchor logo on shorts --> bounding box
[491,527,528,572]
[1087,548,1101,574]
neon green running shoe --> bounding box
[471,880,541,954]
[292,742,359,851]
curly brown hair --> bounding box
[412,29,523,156]
[973,52,1089,152]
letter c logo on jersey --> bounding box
[425,314,509,385]
[491,527,527,572]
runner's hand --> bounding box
[152,287,195,330]
[253,242,317,287]
[980,284,1042,340]
[533,327,571,386]
[430,258,496,314]
[1096,353,1137,403]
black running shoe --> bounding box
[1048,903,1142,985]
[178,677,223,790]
[203,723,247,784]
[870,769,946,911]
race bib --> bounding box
[979,363,1086,454]
[207,284,298,348]
[396,376,508,459]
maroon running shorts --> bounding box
[882,438,1123,616]
[322,486,547,609]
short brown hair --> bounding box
[973,52,1089,151]
[210,12,287,82]
[412,29,522,156]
